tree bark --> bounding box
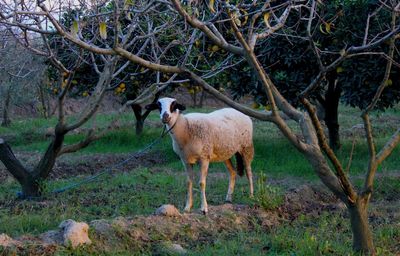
[349,197,375,255]
[33,126,65,179]
[131,104,144,135]
[322,74,342,151]
[0,124,65,198]
[37,82,49,119]
[0,138,41,197]
[1,85,12,127]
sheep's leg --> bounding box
[184,163,195,213]
[224,159,236,203]
[199,160,209,215]
[243,157,254,198]
[241,145,254,198]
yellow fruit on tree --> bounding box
[252,102,260,109]
[211,45,220,52]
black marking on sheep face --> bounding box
[155,98,186,124]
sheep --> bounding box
[146,97,254,214]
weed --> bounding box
[252,173,283,210]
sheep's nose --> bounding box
[162,113,170,124]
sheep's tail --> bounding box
[235,152,244,177]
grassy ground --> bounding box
[0,104,399,255]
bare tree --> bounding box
[0,0,175,197]
[1,0,399,254]
[0,30,45,126]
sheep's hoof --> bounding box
[183,207,191,213]
[201,210,208,215]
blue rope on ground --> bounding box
[51,125,170,195]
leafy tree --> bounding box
[229,1,400,150]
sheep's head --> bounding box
[145,97,186,125]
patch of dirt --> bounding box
[0,150,168,182]
[279,184,344,221]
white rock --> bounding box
[160,242,187,255]
[0,234,16,247]
[155,204,181,217]
[59,219,92,248]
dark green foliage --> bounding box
[230,0,400,110]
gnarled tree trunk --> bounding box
[349,197,375,254]
[0,127,65,198]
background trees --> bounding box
[228,0,400,150]
[0,30,47,126]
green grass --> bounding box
[0,104,399,254]
[0,167,256,236]
[190,213,397,256]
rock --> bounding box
[40,230,63,245]
[159,242,187,255]
[0,234,17,247]
[41,219,91,248]
[59,219,91,248]
[155,204,181,217]
[90,219,112,235]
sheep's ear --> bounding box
[145,103,159,111]
[173,103,186,112]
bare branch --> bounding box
[376,128,400,164]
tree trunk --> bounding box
[21,178,41,198]
[322,74,342,151]
[1,85,12,127]
[131,104,144,135]
[37,83,49,119]
[0,125,65,198]
[348,197,375,255]
[0,138,40,197]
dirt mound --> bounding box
[1,203,280,255]
[50,151,167,180]
[0,151,167,182]
[280,184,344,220]
[0,185,348,255]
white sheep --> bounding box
[146,97,254,214]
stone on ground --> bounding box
[155,204,181,217]
[40,219,91,248]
